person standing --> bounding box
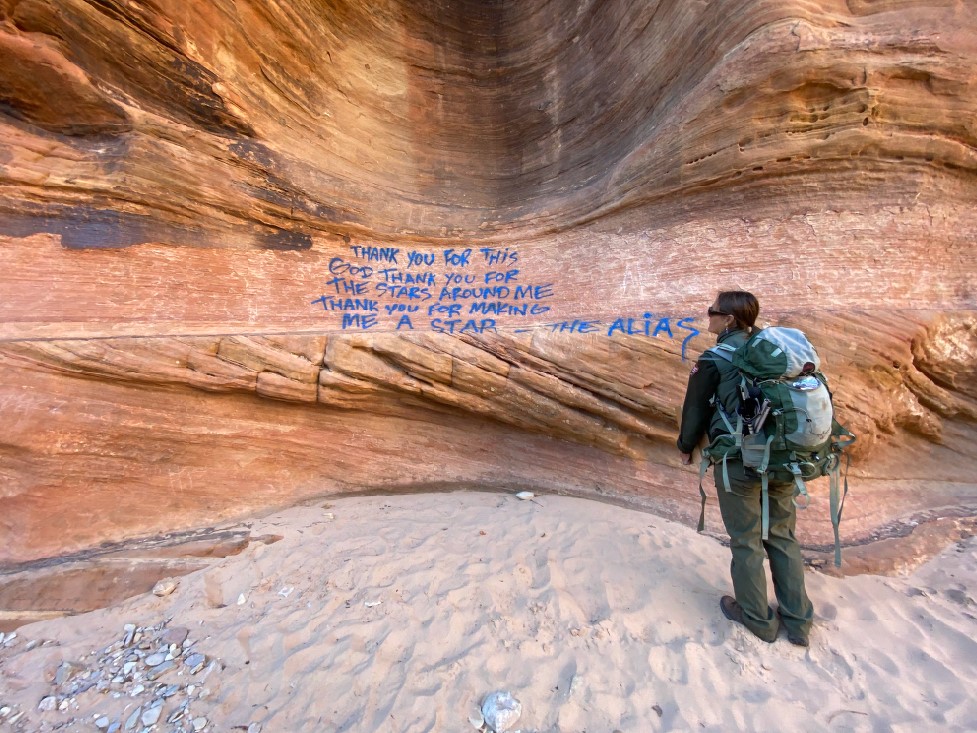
[677,291,814,646]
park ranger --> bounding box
[677,290,813,647]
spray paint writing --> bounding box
[310,245,701,358]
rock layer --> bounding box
[1,0,975,566]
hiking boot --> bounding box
[720,595,745,624]
[775,609,810,647]
[786,633,810,648]
[719,596,777,643]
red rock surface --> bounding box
[1,0,975,566]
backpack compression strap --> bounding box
[828,422,856,567]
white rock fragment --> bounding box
[185,652,206,673]
[364,601,382,608]
[237,593,247,605]
[278,587,294,598]
[145,653,167,667]
[481,691,522,733]
[152,578,179,597]
[514,491,534,500]
[0,706,11,717]
[247,724,262,733]
[193,716,208,730]
[38,696,58,712]
[95,715,110,728]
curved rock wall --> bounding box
[1,0,975,565]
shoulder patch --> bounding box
[689,363,699,376]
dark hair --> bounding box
[716,290,759,333]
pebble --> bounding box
[144,653,167,667]
[0,706,11,717]
[37,695,58,712]
[193,716,208,731]
[167,705,187,724]
[95,715,110,728]
[152,578,179,597]
[162,627,189,646]
[247,724,262,733]
[145,660,176,680]
[141,704,162,726]
[125,706,142,731]
[514,491,535,500]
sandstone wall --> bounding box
[1,0,975,566]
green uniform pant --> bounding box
[715,459,814,642]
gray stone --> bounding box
[145,660,176,680]
[145,653,167,667]
[37,696,58,712]
[141,704,162,726]
[55,661,87,686]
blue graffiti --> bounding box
[311,244,706,360]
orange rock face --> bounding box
[1,0,975,566]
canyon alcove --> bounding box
[1,0,975,571]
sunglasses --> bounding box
[707,307,730,317]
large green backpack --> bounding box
[696,327,856,566]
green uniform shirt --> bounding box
[676,328,749,453]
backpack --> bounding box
[695,327,856,566]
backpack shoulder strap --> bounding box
[704,343,736,362]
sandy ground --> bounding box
[1,491,976,733]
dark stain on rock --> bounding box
[228,139,277,169]
[229,139,342,222]
[258,228,313,251]
[0,204,197,249]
